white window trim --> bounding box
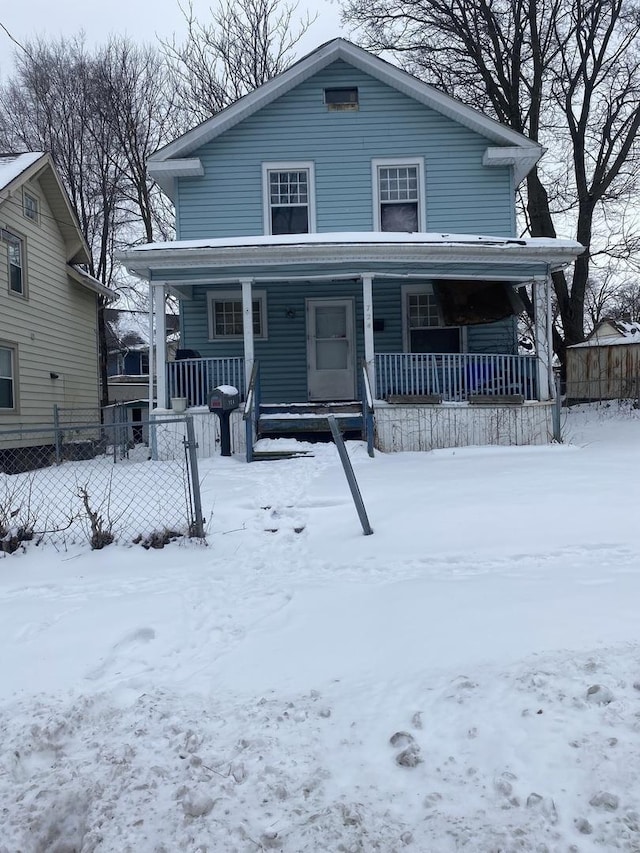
[1,228,27,298]
[372,157,425,232]
[23,189,40,224]
[401,283,466,352]
[0,340,18,412]
[207,289,268,341]
[262,161,316,236]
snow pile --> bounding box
[1,404,640,850]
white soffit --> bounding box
[147,158,205,197]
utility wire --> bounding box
[0,22,33,61]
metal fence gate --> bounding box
[0,409,204,552]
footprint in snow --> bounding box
[85,627,156,681]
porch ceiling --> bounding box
[120,231,585,282]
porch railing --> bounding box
[167,357,245,407]
[375,353,537,401]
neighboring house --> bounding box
[0,152,113,462]
[566,319,640,401]
[121,39,584,457]
[105,308,180,404]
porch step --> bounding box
[251,449,315,461]
[257,401,364,438]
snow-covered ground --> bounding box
[2,404,640,852]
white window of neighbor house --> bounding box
[262,162,316,235]
[1,229,26,296]
[0,342,17,410]
[372,158,425,232]
[208,291,268,340]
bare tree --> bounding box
[0,36,180,400]
[0,37,128,403]
[163,0,315,125]
[92,38,175,247]
[342,0,640,368]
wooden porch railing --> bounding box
[375,353,538,401]
[167,357,245,407]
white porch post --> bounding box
[362,273,375,395]
[154,283,167,408]
[533,275,553,401]
[241,278,254,392]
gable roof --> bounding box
[0,151,90,265]
[568,319,640,348]
[0,152,44,191]
[148,38,542,198]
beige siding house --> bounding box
[0,152,114,436]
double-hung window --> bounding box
[1,229,25,295]
[263,162,315,235]
[23,191,39,223]
[0,343,17,410]
[373,158,424,232]
[208,291,267,340]
[403,285,461,354]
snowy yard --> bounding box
[1,404,640,852]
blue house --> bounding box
[121,39,583,457]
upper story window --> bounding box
[1,228,25,296]
[0,343,17,410]
[23,191,39,223]
[208,290,268,340]
[262,161,316,235]
[324,87,359,111]
[372,158,425,232]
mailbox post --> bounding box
[208,385,240,456]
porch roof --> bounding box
[121,232,584,284]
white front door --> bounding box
[307,298,356,400]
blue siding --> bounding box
[171,55,526,401]
[181,277,517,402]
[176,60,514,240]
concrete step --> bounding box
[251,449,315,461]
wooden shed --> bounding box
[566,320,640,401]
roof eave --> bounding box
[147,158,204,202]
[120,241,583,280]
[68,265,118,301]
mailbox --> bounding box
[208,385,240,456]
[208,386,240,412]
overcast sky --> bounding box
[0,0,344,79]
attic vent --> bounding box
[324,87,359,111]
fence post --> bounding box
[53,403,62,465]
[185,415,205,538]
[552,375,562,443]
[328,415,373,536]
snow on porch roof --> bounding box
[121,231,585,279]
[130,231,583,252]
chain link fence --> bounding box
[0,409,204,553]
